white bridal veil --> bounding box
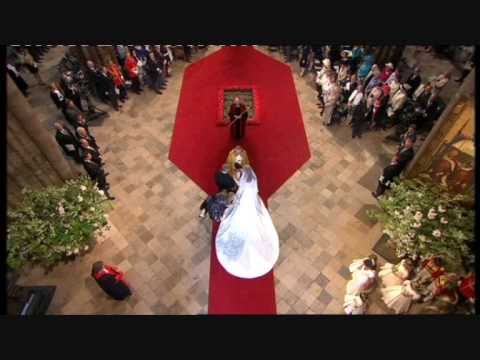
[215,166,280,279]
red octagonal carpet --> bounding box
[169,46,310,314]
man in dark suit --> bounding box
[76,126,99,151]
[372,138,415,198]
[215,164,238,193]
[405,67,422,97]
[372,156,403,198]
[351,97,368,139]
[50,83,66,111]
[397,137,415,169]
[91,261,131,300]
[54,122,81,163]
[64,84,84,112]
[63,100,83,127]
[98,66,120,111]
[79,138,104,167]
[83,152,114,200]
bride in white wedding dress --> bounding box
[215,165,280,279]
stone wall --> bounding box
[7,76,77,209]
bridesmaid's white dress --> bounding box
[215,166,279,279]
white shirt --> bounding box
[348,89,364,106]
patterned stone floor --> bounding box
[15,45,461,315]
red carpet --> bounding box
[169,46,310,314]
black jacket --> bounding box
[98,71,116,95]
[76,126,99,150]
[146,57,162,79]
[380,163,402,187]
[397,147,415,170]
[55,127,78,147]
[83,159,104,181]
[215,171,238,192]
[79,145,102,164]
[64,106,82,127]
[351,100,368,124]
[406,74,421,94]
[50,90,66,110]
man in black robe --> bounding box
[228,97,248,140]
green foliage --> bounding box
[368,179,474,273]
[7,176,113,270]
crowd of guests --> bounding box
[50,45,199,200]
[6,44,204,204]
[293,46,451,137]
[276,45,466,200]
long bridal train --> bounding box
[215,147,280,279]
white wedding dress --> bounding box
[215,166,280,279]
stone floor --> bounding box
[15,45,461,315]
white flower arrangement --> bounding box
[90,207,95,212]
[98,190,105,197]
[80,185,87,191]
[77,195,84,202]
[73,248,79,255]
[412,222,422,228]
[438,205,447,213]
[440,217,448,224]
[414,211,423,222]
[427,208,438,220]
[432,230,442,238]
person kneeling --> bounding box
[199,190,234,222]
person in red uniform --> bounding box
[91,261,131,300]
[228,96,248,140]
[379,62,394,82]
[107,59,128,103]
[458,273,475,304]
[124,49,143,94]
